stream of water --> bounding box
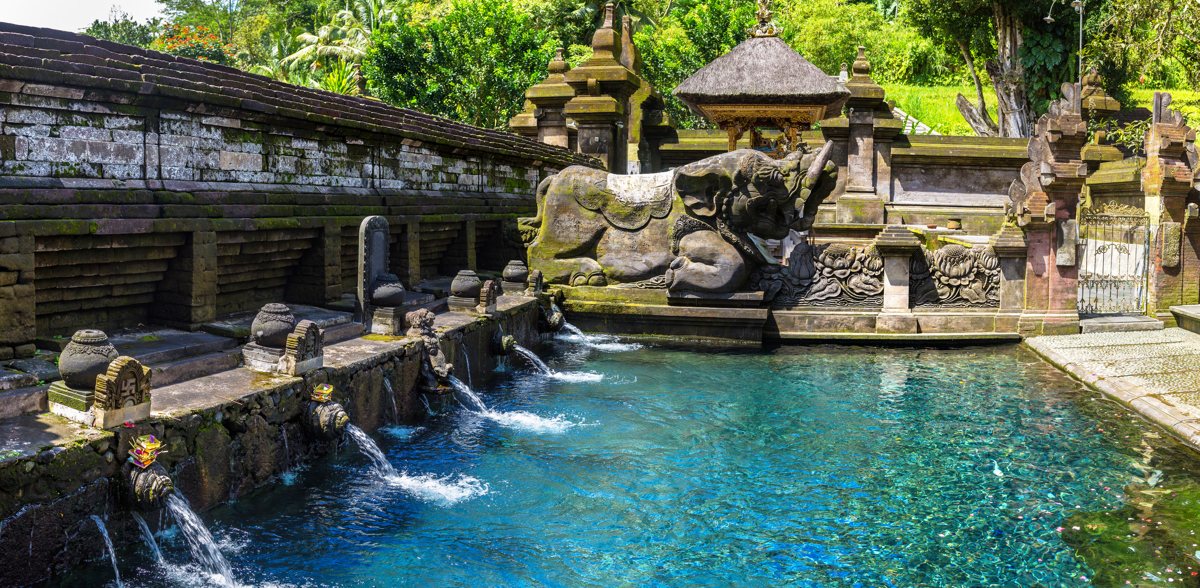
[164,494,237,587]
[130,512,163,564]
[514,344,603,382]
[90,515,123,588]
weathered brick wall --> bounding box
[0,21,597,353]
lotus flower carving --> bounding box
[911,244,999,307]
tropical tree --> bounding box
[83,8,162,47]
[364,0,558,129]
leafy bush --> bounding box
[83,9,161,48]
[152,24,232,64]
[364,0,557,129]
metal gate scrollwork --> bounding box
[1077,202,1151,314]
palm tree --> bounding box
[569,0,656,35]
[283,0,397,70]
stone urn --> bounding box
[450,270,483,300]
[371,274,407,307]
[502,260,529,284]
[59,330,119,390]
[252,303,296,348]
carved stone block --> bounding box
[243,343,285,373]
[370,307,404,336]
[1056,219,1078,267]
[357,215,391,323]
[280,320,323,376]
[1163,221,1182,268]
[477,280,499,314]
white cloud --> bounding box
[3,0,166,35]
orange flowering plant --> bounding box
[151,24,232,64]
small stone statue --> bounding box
[406,308,453,391]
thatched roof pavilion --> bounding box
[672,0,849,155]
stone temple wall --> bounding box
[0,21,598,356]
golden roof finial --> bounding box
[750,0,780,37]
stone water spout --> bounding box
[538,300,565,333]
[406,308,453,391]
[122,435,175,510]
[492,331,517,356]
[302,384,350,441]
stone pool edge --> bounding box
[1024,338,1200,453]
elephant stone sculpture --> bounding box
[520,142,837,293]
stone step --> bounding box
[148,350,241,388]
[1172,305,1200,335]
[0,384,48,420]
[202,303,353,339]
[1080,314,1165,334]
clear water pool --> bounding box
[45,342,1200,587]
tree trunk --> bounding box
[954,38,998,136]
[985,2,1032,138]
[956,93,999,137]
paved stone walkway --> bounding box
[1027,328,1200,451]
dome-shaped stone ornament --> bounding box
[450,270,483,299]
[449,270,484,313]
[59,330,120,390]
[371,274,407,307]
[502,260,529,283]
[252,303,296,348]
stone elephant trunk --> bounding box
[521,141,837,293]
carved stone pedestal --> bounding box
[49,356,152,429]
[447,296,478,313]
[371,307,404,336]
[242,343,286,373]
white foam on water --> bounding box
[482,410,578,433]
[546,371,604,383]
[165,494,238,588]
[384,472,490,505]
[560,322,643,352]
[449,376,582,433]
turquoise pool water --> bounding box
[45,341,1200,587]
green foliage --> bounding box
[634,0,753,129]
[1020,23,1074,115]
[83,8,162,48]
[151,24,233,64]
[318,59,363,95]
[364,0,558,129]
[777,0,959,86]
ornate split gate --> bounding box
[1077,202,1152,315]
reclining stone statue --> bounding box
[519,142,837,293]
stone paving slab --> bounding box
[1027,327,1200,454]
[202,304,352,338]
[0,412,109,462]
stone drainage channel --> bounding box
[0,296,559,588]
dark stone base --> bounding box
[563,299,768,343]
[447,296,479,313]
[501,281,527,296]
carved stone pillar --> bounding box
[1143,93,1197,323]
[564,4,639,172]
[405,220,421,288]
[1007,83,1088,336]
[989,225,1028,334]
[874,224,922,334]
[152,226,216,331]
[834,47,896,225]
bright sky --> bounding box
[3,0,165,34]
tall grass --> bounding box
[881,85,978,136]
